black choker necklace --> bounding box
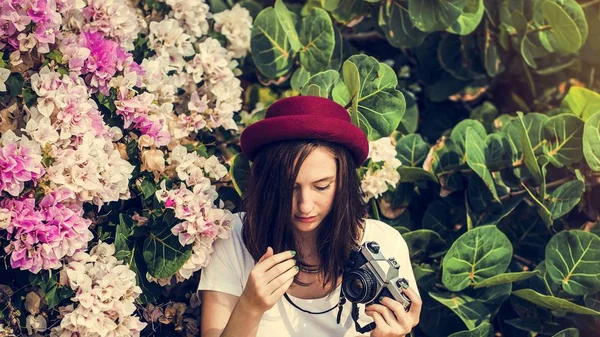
[298,265,322,274]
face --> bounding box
[291,147,337,234]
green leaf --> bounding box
[398,167,439,183]
[5,72,23,99]
[447,0,485,35]
[422,200,454,238]
[517,111,543,185]
[402,229,446,262]
[545,230,600,296]
[561,87,600,122]
[342,54,406,140]
[542,114,584,167]
[466,175,523,227]
[379,0,428,48]
[438,34,485,81]
[583,111,600,170]
[140,179,156,200]
[448,322,494,337]
[442,225,513,291]
[298,7,334,73]
[397,89,419,134]
[291,66,311,92]
[512,289,600,315]
[504,318,565,335]
[46,50,63,63]
[552,328,579,337]
[541,1,582,53]
[429,291,491,329]
[465,128,499,201]
[274,0,302,51]
[485,133,504,166]
[230,153,251,196]
[115,214,136,261]
[330,0,368,24]
[143,220,193,279]
[545,179,584,220]
[408,0,470,32]
[300,70,339,98]
[451,119,487,159]
[395,134,429,167]
[251,7,294,78]
[473,270,541,288]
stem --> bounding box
[582,0,600,9]
[513,254,537,268]
[371,198,380,221]
[522,58,537,99]
[499,176,573,202]
[342,31,385,42]
[527,24,552,33]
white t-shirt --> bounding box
[198,214,419,337]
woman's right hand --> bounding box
[238,247,299,314]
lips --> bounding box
[295,216,317,223]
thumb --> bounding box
[258,246,273,263]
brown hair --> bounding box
[241,140,367,294]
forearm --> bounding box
[220,297,263,337]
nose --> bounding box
[296,188,314,215]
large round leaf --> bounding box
[451,119,487,156]
[473,270,540,289]
[330,0,368,24]
[512,289,600,315]
[408,0,470,32]
[143,221,193,279]
[552,328,579,337]
[251,7,294,78]
[544,178,584,220]
[447,0,485,35]
[561,87,600,122]
[379,0,428,48]
[442,225,513,291]
[300,70,339,98]
[397,89,419,134]
[466,128,499,201]
[429,291,491,330]
[438,34,486,81]
[542,113,584,167]
[230,153,251,196]
[583,111,600,171]
[274,0,302,51]
[545,230,600,296]
[448,322,493,337]
[541,1,582,54]
[299,7,334,73]
[402,229,446,263]
[341,55,406,140]
[395,133,429,167]
[290,66,311,92]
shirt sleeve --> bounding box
[392,230,421,298]
[198,215,251,297]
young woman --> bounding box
[199,96,421,337]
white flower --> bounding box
[368,137,401,167]
[25,314,47,335]
[0,68,10,92]
[0,208,10,230]
[213,4,253,58]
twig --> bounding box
[342,31,386,42]
[582,0,600,9]
[513,254,537,268]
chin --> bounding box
[291,218,322,233]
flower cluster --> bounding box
[52,242,146,337]
[151,145,234,283]
[0,188,93,274]
[361,137,402,201]
[0,131,45,196]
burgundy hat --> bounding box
[240,96,369,165]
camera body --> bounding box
[341,241,411,311]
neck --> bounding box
[294,228,319,260]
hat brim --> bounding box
[240,115,369,165]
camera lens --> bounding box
[342,270,377,303]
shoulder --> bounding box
[214,212,245,249]
[363,218,408,250]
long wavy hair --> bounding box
[241,140,367,294]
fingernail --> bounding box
[291,250,296,256]
[295,266,300,271]
[378,296,385,302]
[293,259,297,265]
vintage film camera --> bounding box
[341,241,412,311]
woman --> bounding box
[199,96,421,337]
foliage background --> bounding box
[2,0,600,336]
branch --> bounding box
[582,0,600,8]
[513,254,537,269]
[342,31,386,42]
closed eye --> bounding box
[316,185,331,191]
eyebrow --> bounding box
[312,176,335,183]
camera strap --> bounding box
[283,293,341,315]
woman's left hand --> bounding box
[364,287,422,337]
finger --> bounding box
[256,250,296,272]
[257,246,274,263]
[403,287,422,324]
[380,297,411,330]
[365,303,396,327]
[268,266,299,298]
[264,258,297,282]
[365,311,388,336]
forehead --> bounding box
[295,147,337,182]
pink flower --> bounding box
[0,189,93,273]
[0,138,45,197]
